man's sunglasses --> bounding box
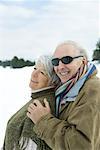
[52,55,83,66]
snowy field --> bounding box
[0,64,100,148]
[0,66,33,148]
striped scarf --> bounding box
[55,63,97,117]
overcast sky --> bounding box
[0,0,99,61]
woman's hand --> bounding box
[27,98,51,124]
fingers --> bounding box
[27,103,35,112]
[44,98,50,109]
[27,98,51,124]
[30,103,35,108]
[27,98,50,116]
[27,99,42,114]
[27,111,31,118]
[33,98,50,109]
[27,103,35,119]
[33,99,42,107]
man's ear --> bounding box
[82,56,88,64]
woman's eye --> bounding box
[34,67,37,70]
[41,71,45,75]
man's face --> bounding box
[53,44,83,83]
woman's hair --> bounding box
[35,55,60,86]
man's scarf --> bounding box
[55,63,97,117]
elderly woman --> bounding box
[3,55,59,150]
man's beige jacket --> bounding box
[34,73,100,150]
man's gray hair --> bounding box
[58,40,88,59]
[36,55,59,86]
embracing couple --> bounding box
[3,41,100,150]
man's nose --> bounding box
[58,60,66,69]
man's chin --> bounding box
[61,77,71,83]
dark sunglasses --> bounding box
[52,55,83,66]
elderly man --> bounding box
[27,41,100,150]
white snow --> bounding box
[0,66,33,148]
[0,64,100,148]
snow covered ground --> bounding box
[0,64,100,148]
[0,66,33,148]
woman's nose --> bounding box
[32,70,38,77]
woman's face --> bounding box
[29,63,50,90]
